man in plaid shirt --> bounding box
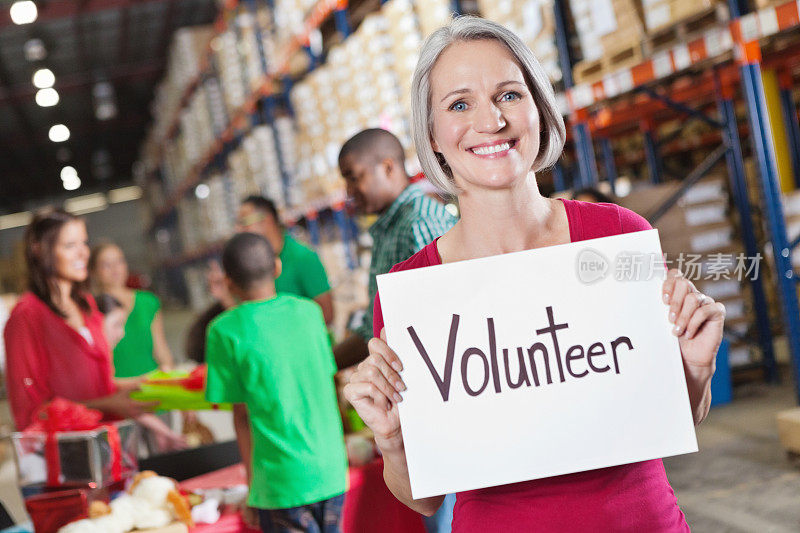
[333,128,457,370]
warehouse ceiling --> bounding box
[0,0,218,213]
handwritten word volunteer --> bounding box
[407,305,635,402]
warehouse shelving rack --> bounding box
[554,0,800,399]
[147,0,356,273]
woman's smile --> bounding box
[467,138,518,158]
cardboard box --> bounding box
[12,420,138,489]
[777,408,800,454]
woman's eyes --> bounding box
[499,91,522,102]
[447,92,522,111]
[449,101,467,112]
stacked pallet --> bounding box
[618,174,757,367]
[570,0,646,84]
[642,0,727,52]
[290,0,451,207]
[478,0,562,83]
[149,26,215,142]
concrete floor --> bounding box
[0,308,797,531]
[664,379,800,532]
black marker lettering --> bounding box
[461,348,490,396]
[407,314,460,402]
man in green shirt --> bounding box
[189,196,333,363]
[205,232,346,532]
[233,195,334,323]
[333,129,457,370]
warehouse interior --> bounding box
[0,0,800,531]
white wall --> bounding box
[0,200,150,276]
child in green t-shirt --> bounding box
[205,232,347,533]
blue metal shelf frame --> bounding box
[553,161,567,192]
[334,7,351,37]
[715,75,778,383]
[643,127,662,184]
[554,0,599,190]
[600,137,617,194]
[740,61,800,398]
[557,0,788,385]
[594,72,780,383]
[728,0,800,397]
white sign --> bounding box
[377,230,698,499]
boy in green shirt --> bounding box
[205,232,347,533]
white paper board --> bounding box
[377,230,698,499]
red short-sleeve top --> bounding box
[372,199,689,532]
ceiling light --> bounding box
[95,102,117,121]
[10,1,37,25]
[0,211,33,230]
[195,184,210,199]
[35,87,59,107]
[49,124,70,142]
[92,82,117,121]
[32,68,54,89]
[108,186,142,204]
[63,176,81,191]
[65,193,108,215]
[60,166,77,181]
[24,38,46,61]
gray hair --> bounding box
[411,16,566,197]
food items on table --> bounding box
[57,471,195,532]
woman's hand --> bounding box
[137,413,188,452]
[87,389,158,419]
[663,269,725,424]
[114,376,147,393]
[343,329,406,452]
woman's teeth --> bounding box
[471,142,511,155]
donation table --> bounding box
[180,460,426,533]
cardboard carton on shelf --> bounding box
[777,408,800,455]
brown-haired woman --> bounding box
[3,209,158,430]
[90,242,174,378]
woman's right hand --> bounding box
[343,329,406,451]
[89,389,159,419]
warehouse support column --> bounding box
[553,161,566,193]
[600,137,617,194]
[332,203,357,269]
[716,75,778,383]
[334,0,351,38]
[642,120,662,184]
[733,21,800,399]
[554,0,599,189]
[306,210,321,247]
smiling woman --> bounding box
[3,209,158,430]
[344,15,726,533]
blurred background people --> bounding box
[90,242,174,378]
[3,209,185,453]
[4,209,152,429]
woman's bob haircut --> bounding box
[411,16,566,197]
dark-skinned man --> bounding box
[333,128,457,370]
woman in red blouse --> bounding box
[3,209,157,430]
[344,17,726,532]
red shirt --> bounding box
[4,292,115,429]
[373,199,690,532]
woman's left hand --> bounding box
[663,269,726,365]
[663,269,726,424]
